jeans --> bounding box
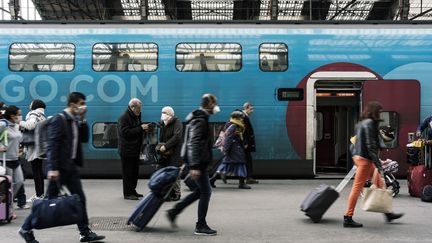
[6,163,26,207]
[22,169,90,234]
[171,169,212,226]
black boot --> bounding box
[343,216,363,228]
[210,173,218,188]
[238,178,251,189]
[384,212,404,222]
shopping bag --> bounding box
[361,184,392,213]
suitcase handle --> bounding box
[335,166,357,193]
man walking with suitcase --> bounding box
[19,92,105,243]
[167,94,219,236]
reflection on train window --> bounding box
[259,43,288,72]
[210,122,227,145]
[379,111,399,149]
[92,43,158,72]
[176,43,242,72]
[9,43,75,72]
[92,123,118,148]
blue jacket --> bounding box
[46,111,89,172]
[221,122,246,164]
[417,115,432,140]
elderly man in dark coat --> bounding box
[242,102,258,184]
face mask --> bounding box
[212,105,220,114]
[77,105,87,115]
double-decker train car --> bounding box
[0,22,430,178]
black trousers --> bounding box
[31,158,45,197]
[245,150,254,178]
[121,156,140,197]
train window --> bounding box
[92,123,118,148]
[379,111,399,149]
[9,43,75,72]
[259,43,288,72]
[176,43,242,72]
[92,43,158,72]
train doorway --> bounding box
[314,81,361,174]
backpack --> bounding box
[34,113,66,159]
[214,124,234,153]
[21,112,46,146]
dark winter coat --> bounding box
[221,122,246,165]
[117,108,143,158]
[181,109,212,170]
[46,111,88,172]
[158,117,183,167]
[242,113,256,152]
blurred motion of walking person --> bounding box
[157,106,183,201]
[344,101,403,228]
[167,94,219,236]
[118,98,149,200]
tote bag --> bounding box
[361,184,393,213]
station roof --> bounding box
[1,0,432,21]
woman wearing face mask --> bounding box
[0,105,29,210]
[157,106,183,201]
[19,100,47,202]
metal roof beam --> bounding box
[329,0,356,20]
[162,0,176,19]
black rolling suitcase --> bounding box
[300,166,356,223]
[127,166,180,231]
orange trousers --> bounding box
[345,156,384,217]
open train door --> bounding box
[362,80,420,176]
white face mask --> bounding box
[212,105,221,114]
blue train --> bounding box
[0,22,430,178]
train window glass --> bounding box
[379,111,399,149]
[176,43,242,72]
[259,43,288,72]
[92,43,158,72]
[92,123,118,148]
[9,43,75,72]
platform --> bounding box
[1,179,431,243]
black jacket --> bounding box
[46,111,88,172]
[159,117,183,167]
[242,112,256,152]
[181,109,212,170]
[117,108,143,158]
[352,118,383,172]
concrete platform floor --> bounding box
[1,179,431,243]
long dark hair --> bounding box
[361,101,383,122]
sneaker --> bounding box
[194,224,217,236]
[124,195,139,200]
[166,209,178,228]
[16,204,31,210]
[18,228,39,243]
[79,230,105,242]
[26,195,37,203]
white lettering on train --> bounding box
[0,74,158,103]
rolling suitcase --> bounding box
[407,145,432,197]
[127,166,180,231]
[300,166,357,223]
[0,175,13,223]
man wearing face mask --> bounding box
[19,92,105,243]
[118,98,149,200]
[167,93,219,236]
[157,106,183,201]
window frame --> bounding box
[8,42,76,72]
[91,42,159,72]
[175,42,243,72]
[259,42,289,72]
